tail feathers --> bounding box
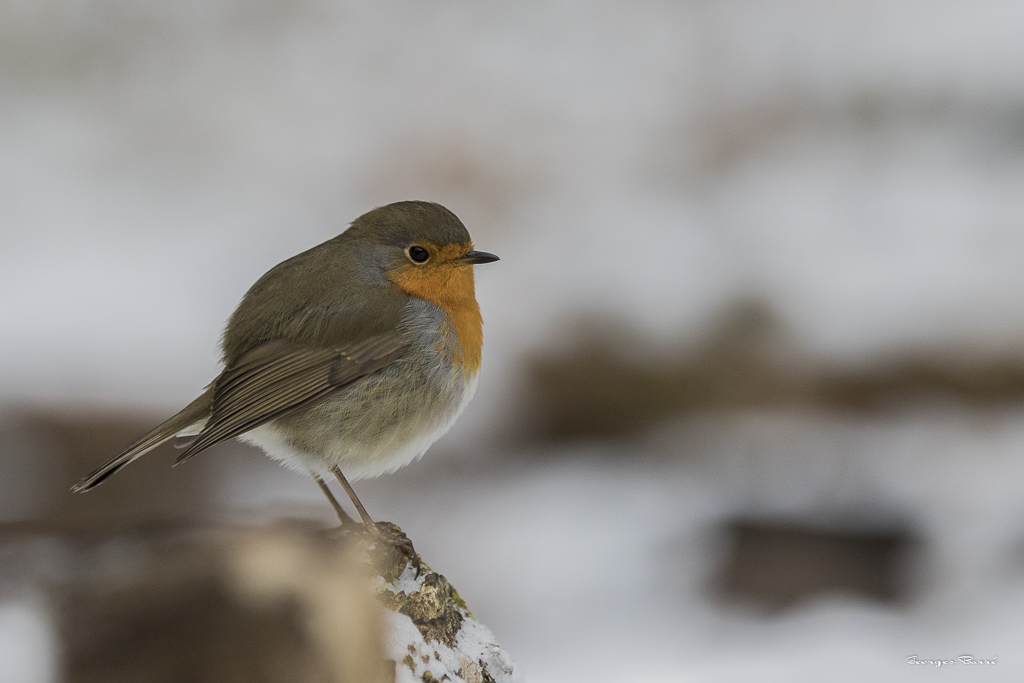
[71,428,178,492]
[72,389,212,492]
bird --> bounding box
[73,201,499,528]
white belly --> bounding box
[238,371,479,480]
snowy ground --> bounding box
[4,1,1024,680]
[7,408,1023,682]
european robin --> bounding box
[73,201,498,527]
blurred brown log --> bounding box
[57,522,390,683]
[36,520,517,683]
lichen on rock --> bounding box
[362,523,520,683]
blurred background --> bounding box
[3,0,1024,680]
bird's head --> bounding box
[347,201,498,308]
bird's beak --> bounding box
[460,250,500,265]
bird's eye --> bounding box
[407,246,430,263]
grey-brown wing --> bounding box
[174,333,409,464]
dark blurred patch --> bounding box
[820,359,1024,411]
[526,300,1024,441]
[0,409,226,533]
[717,519,915,610]
[57,524,387,683]
[526,302,796,439]
[64,572,314,683]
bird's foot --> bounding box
[369,521,420,573]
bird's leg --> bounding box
[329,466,418,566]
[313,475,357,527]
[329,465,375,528]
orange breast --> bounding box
[386,242,483,372]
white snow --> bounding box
[379,560,520,683]
[0,595,56,683]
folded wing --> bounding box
[174,333,409,464]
